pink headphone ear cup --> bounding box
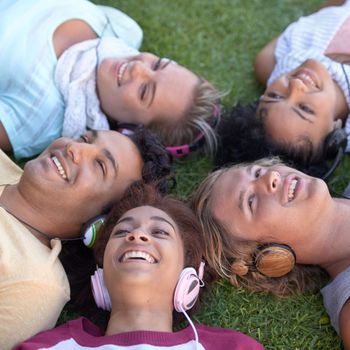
[174,267,201,312]
[91,268,112,311]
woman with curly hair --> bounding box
[216,1,350,178]
[192,158,350,348]
[15,183,264,349]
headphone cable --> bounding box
[322,146,345,181]
[180,305,199,350]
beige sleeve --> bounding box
[0,279,69,350]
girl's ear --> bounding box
[333,119,343,130]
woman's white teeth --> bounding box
[288,179,297,201]
[121,251,155,264]
[117,62,127,86]
[296,73,316,87]
[52,156,67,180]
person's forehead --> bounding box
[163,63,198,85]
[261,104,301,133]
[92,130,136,152]
[212,168,241,207]
[261,104,317,152]
[90,129,123,143]
[93,130,144,179]
[259,102,286,120]
[121,206,176,225]
[153,65,198,117]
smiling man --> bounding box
[0,128,171,350]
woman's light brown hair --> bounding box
[191,158,328,297]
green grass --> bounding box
[83,0,344,349]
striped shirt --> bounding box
[268,1,350,151]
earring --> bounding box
[231,259,249,276]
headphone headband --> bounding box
[166,103,221,157]
[322,128,348,180]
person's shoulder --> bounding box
[0,150,22,184]
[43,317,97,338]
[196,324,265,349]
[13,318,90,350]
[321,265,350,333]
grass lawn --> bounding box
[75,0,345,349]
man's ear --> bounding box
[333,118,343,130]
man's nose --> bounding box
[288,78,307,98]
[259,169,281,193]
[66,141,98,164]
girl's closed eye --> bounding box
[299,103,314,114]
[266,92,283,100]
[152,228,170,237]
[112,228,130,237]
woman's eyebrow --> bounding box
[116,216,176,231]
[151,216,176,231]
[147,59,172,108]
[238,190,244,212]
[116,216,134,225]
[259,102,313,124]
[238,166,253,213]
[147,58,175,109]
[257,106,268,122]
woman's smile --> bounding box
[119,249,158,264]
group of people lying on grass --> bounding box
[3,0,350,349]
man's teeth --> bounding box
[121,251,156,264]
[296,73,316,87]
[52,156,67,180]
[288,179,298,202]
[117,62,127,86]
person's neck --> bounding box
[105,303,173,336]
[0,184,55,247]
[317,198,350,278]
